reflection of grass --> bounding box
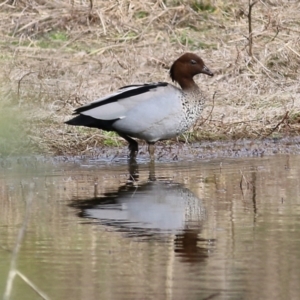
[0,105,32,156]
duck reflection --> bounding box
[70,162,213,262]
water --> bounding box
[1,155,300,300]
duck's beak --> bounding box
[202,65,214,77]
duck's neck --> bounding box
[178,78,199,91]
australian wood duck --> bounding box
[65,53,214,160]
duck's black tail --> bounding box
[65,115,118,131]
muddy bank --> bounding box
[58,136,300,163]
[1,136,300,169]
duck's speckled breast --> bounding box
[177,88,206,133]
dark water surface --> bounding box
[1,155,300,300]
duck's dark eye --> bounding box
[190,59,197,65]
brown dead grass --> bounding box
[0,0,300,155]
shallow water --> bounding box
[1,155,300,300]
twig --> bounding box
[198,91,217,126]
[147,56,169,69]
[12,5,29,37]
[16,16,53,34]
[213,118,263,125]
[88,43,125,56]
[3,183,34,300]
[235,45,241,64]
[89,0,93,10]
[17,71,37,101]
[96,9,106,35]
[60,31,89,49]
[247,0,258,57]
[0,0,10,7]
[269,26,279,43]
[285,44,300,58]
[137,6,184,39]
[16,271,50,300]
[263,111,289,138]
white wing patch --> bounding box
[82,101,126,120]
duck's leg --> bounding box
[147,142,155,161]
[119,133,138,159]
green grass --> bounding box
[191,1,216,13]
[134,11,149,19]
[49,31,68,41]
[102,131,121,147]
[118,31,139,41]
[0,104,33,156]
[171,30,217,49]
[7,31,69,49]
[36,31,69,48]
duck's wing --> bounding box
[73,82,171,120]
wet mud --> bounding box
[1,136,300,168]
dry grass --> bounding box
[0,0,300,155]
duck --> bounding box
[65,53,214,160]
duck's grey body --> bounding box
[112,86,184,142]
[68,83,204,142]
